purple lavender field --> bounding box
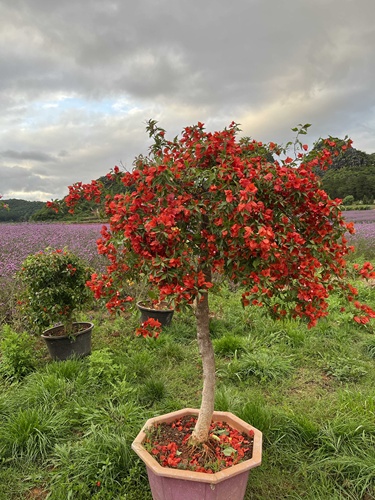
[342,210,375,224]
[1,213,374,281]
[343,211,375,246]
[0,222,105,280]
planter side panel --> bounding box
[43,323,93,361]
[139,309,174,327]
[137,303,174,327]
[146,467,250,500]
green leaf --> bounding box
[215,429,229,435]
[223,446,236,456]
[253,258,260,269]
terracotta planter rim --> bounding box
[132,408,262,485]
[41,321,94,340]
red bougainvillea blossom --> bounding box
[0,195,9,210]
[135,318,162,338]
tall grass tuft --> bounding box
[213,334,245,357]
[0,407,70,462]
[222,348,293,383]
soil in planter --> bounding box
[138,301,173,311]
[43,323,88,337]
[144,415,254,474]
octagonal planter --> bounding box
[132,408,262,500]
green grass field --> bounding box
[1,275,375,499]
[1,220,375,499]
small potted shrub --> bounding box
[18,247,94,361]
[54,121,375,499]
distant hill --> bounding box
[312,140,375,203]
[0,199,45,222]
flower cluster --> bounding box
[135,317,162,338]
[356,261,375,280]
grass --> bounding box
[1,275,375,498]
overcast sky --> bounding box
[1,0,374,201]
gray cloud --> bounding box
[0,150,56,162]
[0,165,54,195]
[0,0,374,201]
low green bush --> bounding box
[0,325,35,381]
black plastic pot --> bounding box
[41,322,93,361]
[137,302,174,327]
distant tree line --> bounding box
[0,174,129,223]
[313,140,375,204]
[0,199,45,222]
[1,144,374,223]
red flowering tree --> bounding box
[53,121,375,444]
[0,195,9,210]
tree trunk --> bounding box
[191,290,216,444]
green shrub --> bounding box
[342,195,354,205]
[88,348,119,386]
[0,325,35,381]
[17,247,93,334]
